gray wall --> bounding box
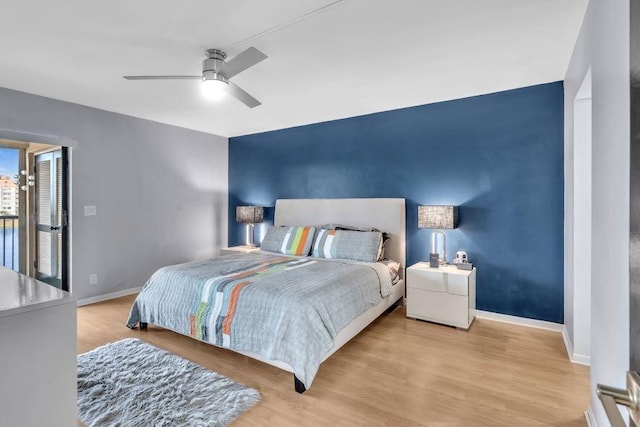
[0,87,228,300]
[564,0,630,424]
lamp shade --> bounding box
[418,205,458,229]
[236,206,264,224]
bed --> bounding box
[127,198,406,393]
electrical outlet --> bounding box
[89,273,98,285]
[84,205,97,216]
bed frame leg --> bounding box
[139,322,148,330]
[294,375,306,394]
[385,297,402,314]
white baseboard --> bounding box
[561,324,574,354]
[76,287,141,307]
[571,353,591,365]
[585,406,597,427]
[561,325,591,366]
[475,310,563,332]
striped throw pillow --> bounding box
[312,229,383,262]
[261,226,316,256]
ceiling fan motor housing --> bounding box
[202,70,228,83]
[203,49,227,82]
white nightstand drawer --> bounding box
[406,262,476,329]
[406,288,469,328]
[408,269,469,296]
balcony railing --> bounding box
[0,216,18,271]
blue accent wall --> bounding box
[229,82,564,323]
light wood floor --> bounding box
[78,295,590,426]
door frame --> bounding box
[630,0,640,375]
[60,146,69,292]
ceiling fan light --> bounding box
[202,79,228,100]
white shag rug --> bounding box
[77,338,260,427]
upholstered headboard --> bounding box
[274,198,406,270]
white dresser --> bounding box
[0,267,77,426]
[406,262,476,329]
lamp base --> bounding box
[430,230,447,266]
[245,224,255,246]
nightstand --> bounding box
[220,245,261,256]
[406,262,476,329]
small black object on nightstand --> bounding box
[429,253,439,268]
[456,262,473,271]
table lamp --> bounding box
[236,206,264,247]
[418,205,458,265]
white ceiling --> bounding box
[0,0,587,137]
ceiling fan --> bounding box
[123,47,267,108]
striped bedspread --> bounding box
[127,252,394,389]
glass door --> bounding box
[34,150,66,289]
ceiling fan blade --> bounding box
[123,75,201,80]
[219,47,267,78]
[227,82,261,108]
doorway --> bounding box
[572,69,592,363]
[565,69,592,365]
[0,139,69,291]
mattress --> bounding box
[127,252,395,389]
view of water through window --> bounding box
[0,147,20,270]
